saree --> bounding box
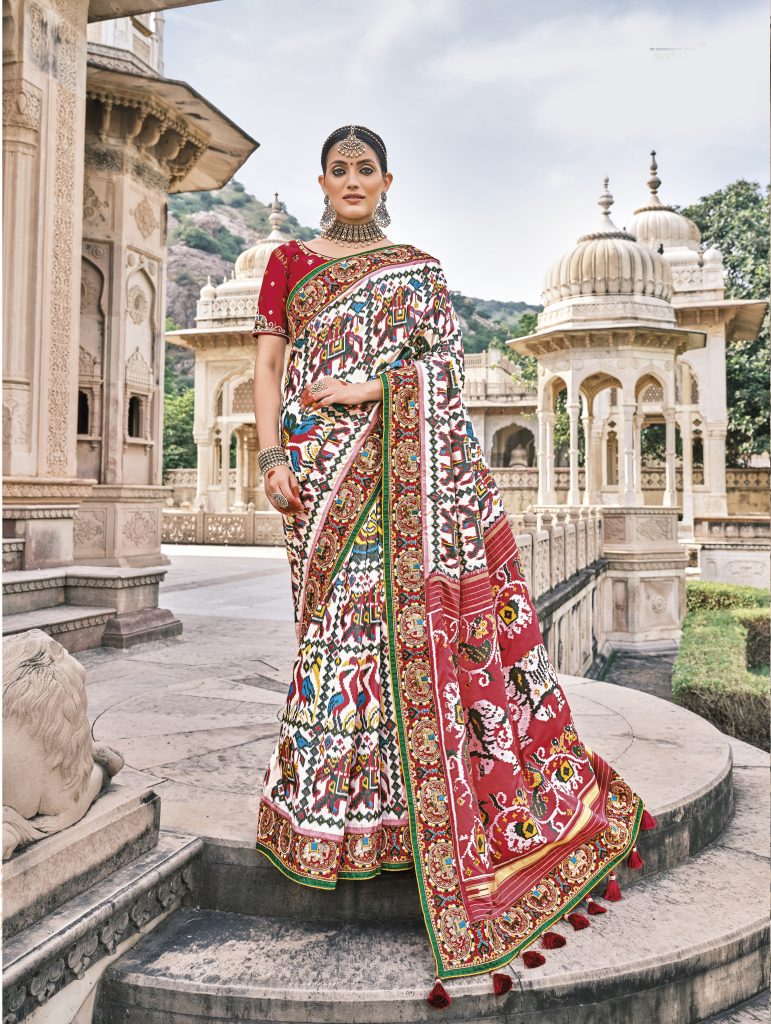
[254,240,648,981]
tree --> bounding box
[163,387,196,474]
[679,180,770,465]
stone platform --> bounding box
[70,546,769,1023]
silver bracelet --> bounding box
[258,445,289,474]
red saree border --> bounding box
[379,362,646,980]
[255,798,414,887]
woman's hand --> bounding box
[300,376,374,411]
[263,463,307,518]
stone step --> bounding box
[2,604,117,652]
[95,743,768,1024]
[197,678,735,925]
[3,831,203,1022]
[3,567,68,614]
[699,992,769,1023]
[3,538,25,572]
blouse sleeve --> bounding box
[251,246,290,341]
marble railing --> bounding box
[161,505,603,603]
[161,503,606,676]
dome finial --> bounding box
[647,150,661,199]
[268,191,287,233]
[598,175,615,224]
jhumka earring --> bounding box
[374,190,391,229]
[320,193,335,230]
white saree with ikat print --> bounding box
[254,243,648,980]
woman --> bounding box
[251,125,654,1006]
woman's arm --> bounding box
[253,334,285,449]
[253,335,306,516]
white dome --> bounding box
[542,177,673,306]
[234,192,289,280]
[627,151,701,253]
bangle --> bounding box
[258,445,288,474]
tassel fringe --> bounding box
[586,895,607,914]
[564,911,590,930]
[427,978,451,1009]
[522,949,546,968]
[431,853,634,1000]
[492,971,513,995]
[603,871,622,901]
[628,845,644,869]
[641,807,657,830]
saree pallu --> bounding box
[255,243,647,980]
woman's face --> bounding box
[319,140,393,223]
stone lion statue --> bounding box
[2,628,125,861]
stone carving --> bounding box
[73,508,106,548]
[603,516,626,542]
[41,0,80,476]
[2,629,124,861]
[3,391,31,446]
[126,283,150,324]
[3,81,43,130]
[121,511,156,546]
[2,864,194,1022]
[129,195,159,239]
[612,579,628,632]
[82,180,109,224]
[637,515,672,541]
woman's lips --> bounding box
[344,196,364,202]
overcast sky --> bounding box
[164,0,768,304]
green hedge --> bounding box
[672,595,770,750]
[686,580,769,611]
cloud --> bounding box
[425,7,767,145]
[163,1,768,301]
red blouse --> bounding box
[251,239,328,342]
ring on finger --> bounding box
[272,491,289,508]
[310,379,325,394]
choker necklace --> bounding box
[319,216,386,247]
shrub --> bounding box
[686,580,769,612]
[735,607,771,670]
[672,605,770,750]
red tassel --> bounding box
[586,896,607,915]
[628,845,644,869]
[603,871,622,901]
[522,950,546,968]
[492,971,513,995]
[542,930,566,948]
[427,979,451,1008]
[564,912,590,930]
[641,808,657,830]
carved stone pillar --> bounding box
[72,71,206,567]
[633,410,644,505]
[536,407,547,506]
[663,406,677,508]
[621,401,636,506]
[567,401,580,506]
[544,411,557,505]
[581,409,596,506]
[681,414,694,530]
[2,0,93,567]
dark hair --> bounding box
[321,125,388,175]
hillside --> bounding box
[164,180,541,390]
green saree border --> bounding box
[379,366,647,980]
